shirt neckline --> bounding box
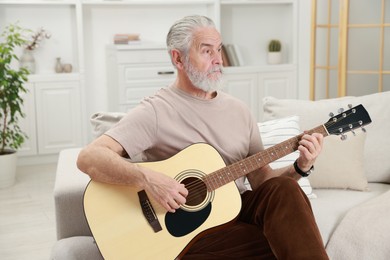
[169,85,221,104]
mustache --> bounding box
[208,66,223,74]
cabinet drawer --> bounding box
[123,66,176,81]
[120,79,174,104]
[124,86,161,102]
[115,49,171,64]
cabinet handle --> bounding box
[157,71,174,75]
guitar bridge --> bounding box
[138,190,162,233]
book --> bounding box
[226,44,239,66]
[233,44,244,66]
[113,34,140,44]
[221,45,231,67]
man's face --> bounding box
[183,27,224,92]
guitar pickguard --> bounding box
[165,203,212,237]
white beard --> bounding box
[183,58,224,93]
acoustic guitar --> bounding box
[83,104,371,259]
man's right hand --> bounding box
[141,166,188,213]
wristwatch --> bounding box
[293,159,314,177]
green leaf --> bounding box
[0,22,30,153]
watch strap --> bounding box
[294,159,314,177]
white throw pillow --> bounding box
[309,131,368,191]
[257,116,316,199]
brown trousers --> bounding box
[182,176,329,260]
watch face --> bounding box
[306,166,314,176]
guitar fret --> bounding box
[216,172,224,186]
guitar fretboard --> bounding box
[204,125,328,191]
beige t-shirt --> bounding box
[106,86,263,193]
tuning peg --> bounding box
[348,104,353,109]
[338,108,344,113]
[348,124,356,136]
[329,112,334,117]
[361,127,367,133]
[340,134,347,141]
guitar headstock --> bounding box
[324,104,372,138]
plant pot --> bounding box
[0,150,17,188]
[267,52,282,65]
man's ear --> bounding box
[171,49,184,70]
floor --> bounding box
[0,163,57,260]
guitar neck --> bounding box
[204,125,329,191]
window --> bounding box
[310,0,390,100]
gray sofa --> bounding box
[51,91,390,260]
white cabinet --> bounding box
[224,66,296,121]
[223,71,259,118]
[106,45,176,112]
[18,75,84,159]
[257,69,296,120]
[259,70,296,99]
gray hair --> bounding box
[166,15,215,60]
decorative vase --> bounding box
[267,52,282,65]
[19,49,36,73]
[55,57,63,73]
[63,63,73,73]
[0,150,17,188]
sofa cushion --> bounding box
[262,91,390,183]
[256,116,315,198]
[309,131,368,190]
[311,183,390,245]
[325,188,390,259]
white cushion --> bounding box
[257,116,316,198]
[309,131,368,191]
[262,91,390,183]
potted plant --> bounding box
[267,39,282,65]
[0,23,30,188]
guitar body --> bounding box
[83,143,242,260]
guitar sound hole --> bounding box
[181,177,207,207]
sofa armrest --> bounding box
[54,148,92,240]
